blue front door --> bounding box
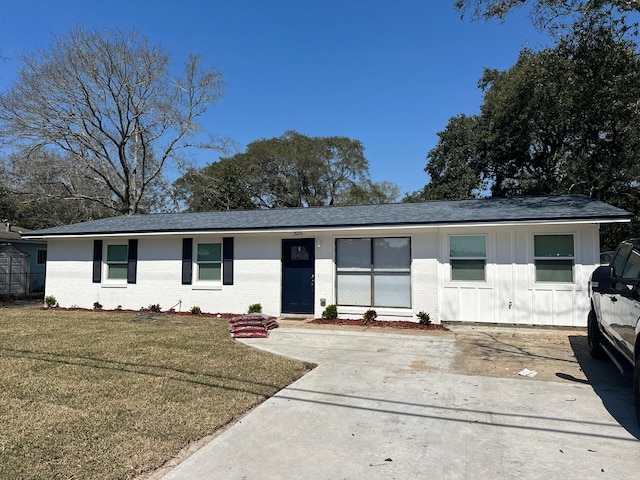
[282,238,315,314]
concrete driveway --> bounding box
[163,327,639,480]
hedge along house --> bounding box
[23,195,631,327]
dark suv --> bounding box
[588,238,640,426]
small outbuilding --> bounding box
[23,195,631,327]
[0,244,30,295]
[0,223,48,292]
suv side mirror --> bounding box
[591,265,615,292]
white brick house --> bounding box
[23,195,631,327]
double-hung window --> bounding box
[450,235,486,281]
[336,237,411,308]
[106,244,128,280]
[196,242,222,282]
[533,234,574,283]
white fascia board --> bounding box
[433,218,630,228]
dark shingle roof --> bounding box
[2,225,45,244]
[23,195,632,238]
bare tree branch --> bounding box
[0,27,226,215]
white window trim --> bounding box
[448,234,488,284]
[103,242,128,285]
[530,232,577,286]
[193,240,223,289]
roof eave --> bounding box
[21,215,631,239]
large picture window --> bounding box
[106,244,128,280]
[196,243,222,282]
[450,235,486,281]
[534,234,574,283]
[336,237,411,308]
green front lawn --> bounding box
[0,308,313,479]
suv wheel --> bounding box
[587,309,606,360]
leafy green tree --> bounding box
[479,18,640,203]
[454,0,640,33]
[174,159,257,212]
[177,131,398,211]
[243,131,373,208]
[0,27,225,216]
[405,114,487,201]
[409,17,640,246]
[337,180,400,205]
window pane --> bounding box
[611,244,631,276]
[374,273,411,308]
[450,236,486,258]
[108,264,128,280]
[107,244,128,262]
[336,239,371,269]
[337,273,371,306]
[534,235,574,257]
[290,246,309,261]
[373,238,410,270]
[621,249,640,278]
[197,243,221,262]
[451,259,485,281]
[535,260,573,282]
[198,264,221,281]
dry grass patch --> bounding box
[0,308,313,480]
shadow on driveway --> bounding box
[567,335,639,440]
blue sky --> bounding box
[0,0,549,197]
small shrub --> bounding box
[190,305,202,315]
[248,303,262,314]
[363,309,377,323]
[44,295,57,308]
[93,301,103,310]
[416,311,431,326]
[148,304,161,313]
[322,304,338,320]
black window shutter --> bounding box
[92,240,103,283]
[223,237,234,285]
[127,239,138,284]
[182,238,193,285]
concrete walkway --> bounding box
[163,328,639,480]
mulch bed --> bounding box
[309,318,448,331]
[36,307,448,331]
[39,306,239,319]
